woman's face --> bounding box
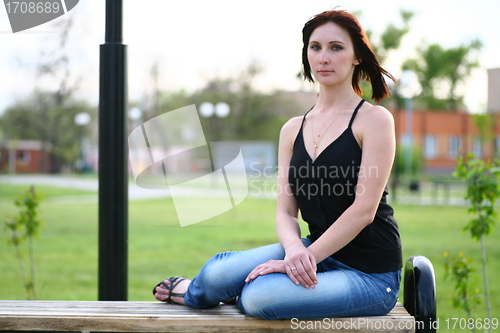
[307,22,359,87]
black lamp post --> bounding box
[98,0,128,301]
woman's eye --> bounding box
[310,45,320,51]
[332,45,343,51]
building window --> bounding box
[17,151,30,164]
[424,135,438,160]
[472,137,482,158]
[496,136,500,155]
[448,135,461,159]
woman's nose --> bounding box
[318,50,329,64]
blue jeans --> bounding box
[184,238,401,320]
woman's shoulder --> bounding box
[279,114,307,149]
[281,113,309,137]
[352,102,395,146]
[358,102,394,128]
[281,115,304,133]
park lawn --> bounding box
[0,184,498,332]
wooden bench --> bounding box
[0,301,413,333]
[0,256,436,333]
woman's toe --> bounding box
[153,278,191,305]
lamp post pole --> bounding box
[398,70,421,188]
[199,102,230,170]
[98,0,128,301]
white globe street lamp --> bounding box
[128,107,142,121]
[199,101,231,141]
[74,112,91,126]
[215,102,230,118]
[199,102,215,118]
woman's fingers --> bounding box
[287,257,318,288]
[244,259,318,289]
[245,260,287,283]
[302,255,318,285]
[283,246,319,288]
[245,266,262,282]
[298,266,316,288]
[286,265,301,286]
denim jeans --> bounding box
[183,238,401,320]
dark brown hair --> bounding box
[302,10,395,102]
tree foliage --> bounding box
[0,17,95,172]
[4,186,44,300]
[443,250,482,329]
[453,154,497,331]
[367,9,414,59]
[361,9,413,106]
[454,155,499,239]
[404,39,482,110]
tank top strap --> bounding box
[299,106,314,131]
[348,99,366,128]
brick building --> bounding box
[391,67,500,175]
[0,140,52,173]
[392,109,498,174]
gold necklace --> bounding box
[310,97,359,159]
[310,110,342,159]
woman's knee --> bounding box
[238,288,278,320]
[198,251,242,288]
[238,274,291,320]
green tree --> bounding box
[444,251,482,331]
[4,186,44,300]
[0,17,95,172]
[366,9,414,59]
[404,39,482,110]
[454,154,498,332]
[0,93,94,172]
[361,9,414,105]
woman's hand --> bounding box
[284,244,318,288]
[245,260,287,283]
[244,245,318,289]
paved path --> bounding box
[0,174,251,204]
[0,174,171,203]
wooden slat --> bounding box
[0,301,415,333]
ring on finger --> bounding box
[290,267,297,271]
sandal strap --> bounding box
[170,292,186,298]
[154,276,187,304]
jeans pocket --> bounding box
[368,270,401,313]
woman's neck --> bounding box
[314,84,360,112]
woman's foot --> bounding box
[153,276,191,305]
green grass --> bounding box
[0,183,498,332]
[0,183,96,199]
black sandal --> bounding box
[152,276,188,305]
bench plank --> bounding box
[0,301,415,333]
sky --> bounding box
[0,0,499,115]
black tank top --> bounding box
[288,99,402,273]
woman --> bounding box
[153,9,402,320]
